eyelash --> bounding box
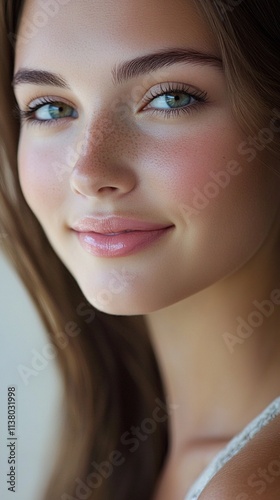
[13,96,74,129]
[14,82,209,128]
[141,82,209,119]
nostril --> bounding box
[98,186,118,192]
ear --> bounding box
[199,413,280,499]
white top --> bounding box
[184,396,280,499]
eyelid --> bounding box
[140,81,207,105]
[14,85,77,104]
[143,80,205,97]
[14,95,79,128]
[26,94,77,110]
[136,81,208,122]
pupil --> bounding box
[48,104,65,119]
[165,92,191,109]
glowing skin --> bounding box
[14,0,280,315]
[14,0,280,497]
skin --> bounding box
[14,0,280,497]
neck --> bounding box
[145,220,280,448]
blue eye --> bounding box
[34,102,77,121]
[16,98,78,127]
[142,82,209,119]
[150,92,193,109]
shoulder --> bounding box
[199,411,280,499]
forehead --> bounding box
[15,0,220,68]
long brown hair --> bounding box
[0,1,280,499]
[196,0,280,163]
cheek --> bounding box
[17,135,66,220]
[139,119,243,207]
[140,119,280,249]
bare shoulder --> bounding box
[199,413,280,499]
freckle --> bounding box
[107,121,142,161]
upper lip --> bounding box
[71,216,173,234]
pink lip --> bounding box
[71,216,172,234]
[71,216,174,257]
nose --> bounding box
[69,116,137,198]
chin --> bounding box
[84,297,143,316]
[82,289,158,316]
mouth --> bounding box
[71,215,173,233]
[74,225,174,258]
[103,230,135,235]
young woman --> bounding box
[1,0,280,498]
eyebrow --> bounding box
[12,69,71,89]
[112,48,223,84]
[12,48,223,89]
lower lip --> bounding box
[75,226,174,257]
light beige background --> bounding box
[0,250,63,500]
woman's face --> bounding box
[14,0,280,315]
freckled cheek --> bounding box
[17,140,66,216]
